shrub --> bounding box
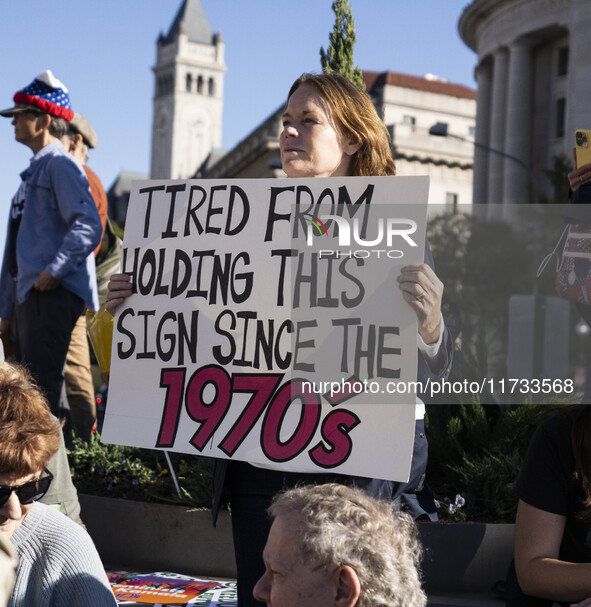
[426,403,565,522]
[67,432,214,508]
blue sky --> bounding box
[0,0,477,223]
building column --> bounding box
[487,48,509,205]
[566,0,591,145]
[473,61,492,205]
[503,38,535,204]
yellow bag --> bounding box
[86,305,114,377]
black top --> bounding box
[516,409,591,564]
[564,184,591,224]
[6,177,27,278]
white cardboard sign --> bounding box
[102,176,428,482]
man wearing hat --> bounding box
[0,70,102,420]
[61,113,108,440]
[62,113,107,256]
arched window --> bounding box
[197,75,204,94]
[186,73,193,92]
[208,77,215,96]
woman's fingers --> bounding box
[397,264,443,344]
[105,273,133,316]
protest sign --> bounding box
[110,572,237,606]
[102,176,428,481]
[109,572,219,604]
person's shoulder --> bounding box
[84,165,106,191]
[31,501,77,527]
[44,143,85,175]
[22,504,106,577]
[13,503,77,554]
[31,502,94,549]
[83,165,99,181]
[526,408,579,463]
[528,409,572,450]
[538,408,574,437]
[18,504,115,606]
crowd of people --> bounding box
[0,66,590,607]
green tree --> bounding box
[320,0,365,89]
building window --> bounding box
[208,77,216,96]
[558,46,569,76]
[556,97,566,138]
[402,115,416,130]
[197,75,204,94]
[468,125,476,138]
[186,73,192,92]
[445,192,458,213]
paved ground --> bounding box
[107,567,509,607]
[428,593,505,607]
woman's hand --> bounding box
[568,149,591,192]
[397,264,443,345]
[571,599,591,607]
[105,273,133,316]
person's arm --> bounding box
[515,499,591,602]
[34,269,60,291]
[397,263,443,346]
[44,155,102,281]
[417,314,449,376]
[398,257,452,379]
[568,153,591,193]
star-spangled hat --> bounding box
[0,70,74,121]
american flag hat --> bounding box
[0,70,74,121]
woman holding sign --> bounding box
[107,71,452,607]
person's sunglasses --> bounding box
[0,470,53,507]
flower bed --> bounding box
[68,432,214,508]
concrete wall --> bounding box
[81,495,514,594]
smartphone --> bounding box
[575,129,591,167]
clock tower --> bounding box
[150,0,226,179]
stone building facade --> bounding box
[459,0,591,204]
[205,71,476,209]
[109,0,478,222]
[367,71,475,209]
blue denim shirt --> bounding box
[0,141,102,318]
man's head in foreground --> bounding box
[253,483,426,607]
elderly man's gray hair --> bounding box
[268,483,426,607]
